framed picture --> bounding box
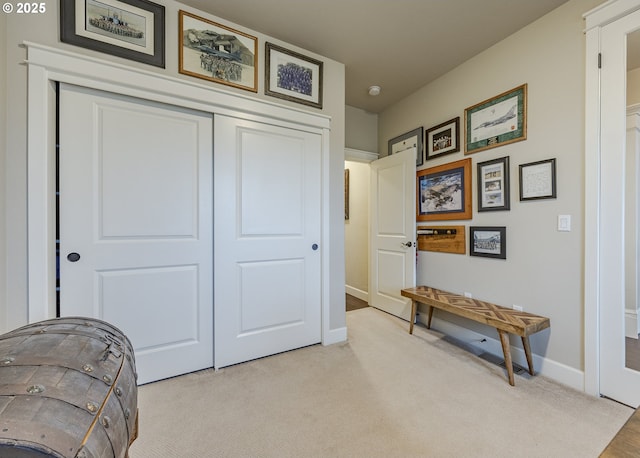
[417,158,472,221]
[389,127,424,166]
[470,226,506,259]
[60,0,165,68]
[464,84,527,154]
[519,158,557,201]
[265,42,323,109]
[426,117,460,160]
[344,169,350,220]
[477,156,510,212]
[179,10,258,92]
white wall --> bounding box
[344,161,370,299]
[0,13,7,332]
[2,1,346,333]
[378,0,601,378]
[346,106,378,152]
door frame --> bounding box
[24,43,337,346]
[584,0,640,398]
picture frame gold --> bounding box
[179,10,258,92]
[465,84,527,154]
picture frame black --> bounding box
[426,117,460,160]
[265,42,323,108]
[389,127,424,166]
[470,226,506,259]
[179,10,258,92]
[465,84,527,154]
[519,158,557,201]
[60,0,165,68]
[477,156,510,212]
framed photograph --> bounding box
[60,0,165,68]
[465,84,527,154]
[477,156,510,212]
[389,127,424,166]
[470,226,506,259]
[417,158,472,221]
[426,117,460,160]
[179,10,258,92]
[519,158,557,201]
[344,169,350,220]
[265,42,323,109]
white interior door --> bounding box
[213,115,322,368]
[58,84,213,384]
[599,8,640,408]
[369,149,416,320]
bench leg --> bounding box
[409,300,417,334]
[498,330,515,386]
[521,336,535,375]
[427,306,434,329]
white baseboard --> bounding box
[418,314,585,392]
[345,285,368,303]
[323,326,347,346]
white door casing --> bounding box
[597,7,640,408]
[369,149,416,320]
[59,83,214,384]
[213,114,322,368]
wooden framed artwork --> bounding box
[265,42,323,109]
[470,226,506,259]
[416,225,466,254]
[426,117,460,160]
[60,0,166,68]
[389,127,424,166]
[477,156,510,212]
[417,158,472,221]
[179,10,258,92]
[519,158,557,201]
[465,84,527,154]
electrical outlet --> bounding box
[464,292,472,298]
[513,304,523,312]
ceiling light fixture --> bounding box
[368,85,381,96]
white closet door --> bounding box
[59,83,213,384]
[214,115,322,368]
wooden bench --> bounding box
[401,286,550,386]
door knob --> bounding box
[67,252,81,262]
[401,241,413,248]
[312,244,319,251]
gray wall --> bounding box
[378,0,601,375]
[1,1,346,333]
[346,106,378,153]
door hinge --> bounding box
[598,53,602,69]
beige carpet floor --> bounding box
[129,307,632,458]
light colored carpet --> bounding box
[129,307,632,458]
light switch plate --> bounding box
[558,214,571,232]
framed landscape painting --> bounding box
[417,158,472,221]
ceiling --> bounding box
[178,0,572,113]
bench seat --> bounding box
[401,286,550,386]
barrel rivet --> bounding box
[0,357,14,365]
[82,364,94,373]
[101,416,111,428]
[26,384,45,394]
[115,386,123,397]
[102,374,113,384]
[86,402,99,413]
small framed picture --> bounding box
[519,158,557,201]
[477,156,510,212]
[470,226,506,259]
[389,127,424,166]
[60,0,166,68]
[179,10,258,92]
[465,84,527,154]
[265,42,323,109]
[426,117,460,160]
[417,158,472,221]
